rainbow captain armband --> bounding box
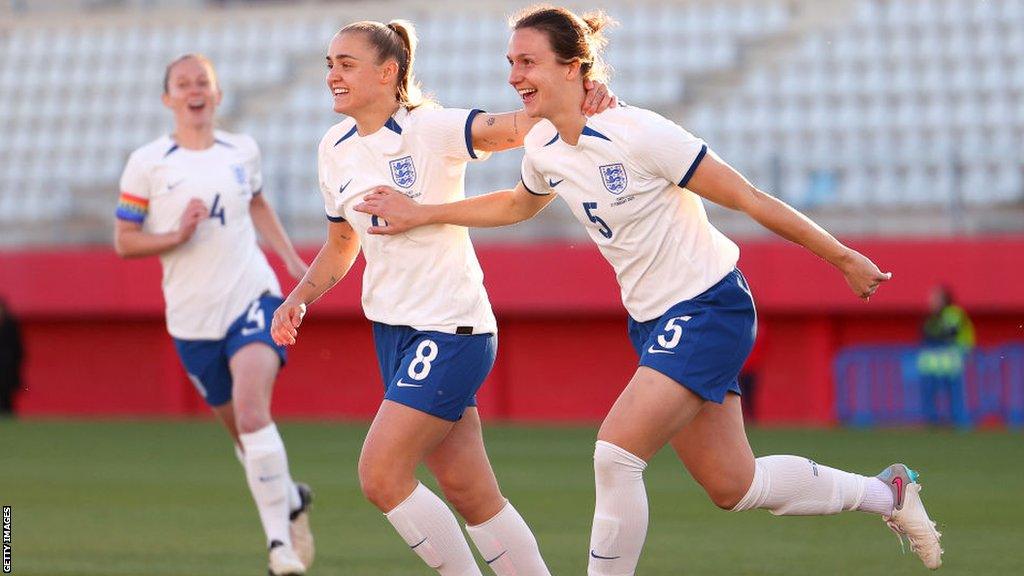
[115,192,148,223]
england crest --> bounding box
[389,156,417,188]
[600,163,627,195]
[231,164,247,186]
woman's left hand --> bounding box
[583,79,618,116]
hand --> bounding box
[176,198,208,244]
[837,249,892,300]
[285,258,309,281]
[353,187,426,235]
[582,79,618,116]
[271,298,306,346]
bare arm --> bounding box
[271,220,360,345]
[471,80,617,152]
[687,152,891,298]
[353,183,556,235]
[249,193,308,280]
[113,198,206,258]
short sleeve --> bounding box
[115,152,151,223]
[632,113,708,189]
[246,136,264,194]
[416,108,491,162]
[318,138,345,223]
[519,152,551,196]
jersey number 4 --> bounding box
[210,193,226,226]
[583,202,612,239]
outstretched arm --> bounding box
[687,152,891,299]
[471,80,616,152]
[250,193,308,281]
[271,220,360,345]
[354,183,555,235]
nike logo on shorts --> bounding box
[241,327,262,337]
[646,346,674,355]
[395,379,423,388]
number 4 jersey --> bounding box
[520,105,740,323]
[116,131,281,340]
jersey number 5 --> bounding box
[657,315,692,349]
[583,202,612,239]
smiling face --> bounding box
[325,31,397,116]
[507,27,580,119]
[161,56,220,130]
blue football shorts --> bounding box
[173,294,287,407]
[628,269,757,403]
[373,322,497,421]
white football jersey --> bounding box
[521,105,739,322]
[318,106,497,334]
[117,130,281,340]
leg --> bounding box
[588,367,705,576]
[210,402,241,447]
[361,400,482,576]
[426,408,551,576]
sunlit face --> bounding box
[507,27,578,119]
[325,31,396,116]
[162,57,220,128]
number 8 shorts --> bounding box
[627,269,757,403]
[372,323,497,421]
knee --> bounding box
[434,468,493,517]
[707,484,747,510]
[594,440,647,483]
[233,401,271,434]
[358,455,408,511]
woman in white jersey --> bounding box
[269,20,613,576]
[114,54,315,576]
[354,6,944,574]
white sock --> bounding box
[466,500,551,576]
[240,423,294,546]
[858,478,895,515]
[731,455,882,515]
[385,483,483,576]
[238,441,302,513]
[588,441,648,576]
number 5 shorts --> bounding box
[373,322,497,422]
[627,269,757,403]
[173,294,287,407]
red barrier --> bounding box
[2,237,1023,423]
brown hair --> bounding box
[340,19,427,109]
[511,5,614,83]
[163,53,219,94]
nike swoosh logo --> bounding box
[168,179,185,190]
[410,537,428,549]
[590,550,621,560]
[339,179,353,193]
[484,550,508,564]
[258,474,281,482]
[891,476,905,509]
[548,177,564,187]
[395,379,423,388]
[241,327,262,337]
[647,346,674,355]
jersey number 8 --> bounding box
[408,339,439,381]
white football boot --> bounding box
[268,539,306,576]
[290,482,315,569]
[878,463,943,570]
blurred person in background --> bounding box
[113,54,314,576]
[0,297,25,417]
[918,285,975,427]
[355,5,944,573]
[272,19,613,576]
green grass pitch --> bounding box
[2,420,1021,575]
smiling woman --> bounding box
[112,53,314,576]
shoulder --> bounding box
[523,119,559,152]
[124,135,174,172]
[592,105,676,141]
[407,104,476,130]
[214,130,259,156]
[319,118,358,152]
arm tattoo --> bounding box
[486,116,496,126]
[513,111,518,134]
[304,280,317,289]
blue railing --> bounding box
[834,344,1024,427]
